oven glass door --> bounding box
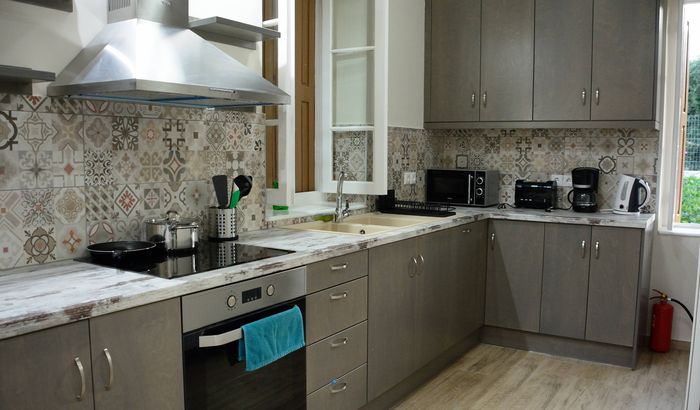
[183,299,306,410]
[427,170,472,205]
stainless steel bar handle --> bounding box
[471,92,476,107]
[468,174,473,205]
[330,337,349,348]
[74,357,86,401]
[595,241,600,259]
[595,89,600,105]
[411,257,418,278]
[330,263,348,271]
[199,328,242,347]
[418,254,425,276]
[581,240,586,259]
[330,383,348,394]
[581,89,587,105]
[330,291,348,300]
[482,92,487,107]
[490,233,495,250]
[103,348,114,390]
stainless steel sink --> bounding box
[283,213,440,236]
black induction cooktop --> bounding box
[78,240,293,279]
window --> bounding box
[661,0,700,233]
[678,2,700,224]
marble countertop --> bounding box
[0,208,654,340]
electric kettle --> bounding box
[612,175,651,215]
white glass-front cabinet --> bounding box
[318,0,388,195]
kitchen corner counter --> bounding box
[0,208,655,340]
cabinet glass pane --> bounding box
[333,51,374,126]
[333,0,374,49]
[333,131,373,182]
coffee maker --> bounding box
[569,167,600,212]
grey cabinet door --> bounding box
[0,321,94,410]
[485,220,544,332]
[90,299,184,410]
[426,0,481,122]
[591,0,657,120]
[586,227,642,347]
[367,238,418,401]
[540,224,592,339]
[534,0,593,121]
[415,228,453,370]
[442,221,488,346]
[480,0,535,121]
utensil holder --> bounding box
[210,240,237,268]
[208,207,238,240]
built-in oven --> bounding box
[181,267,307,410]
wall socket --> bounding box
[550,174,573,187]
[403,171,417,185]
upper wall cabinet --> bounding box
[425,0,660,129]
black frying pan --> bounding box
[87,241,158,268]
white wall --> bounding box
[651,233,700,341]
[388,0,424,129]
[0,0,107,94]
[0,0,261,95]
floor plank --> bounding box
[395,344,689,410]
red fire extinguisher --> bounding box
[649,289,694,353]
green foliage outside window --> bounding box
[681,176,700,224]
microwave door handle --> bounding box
[468,174,474,205]
[199,327,243,347]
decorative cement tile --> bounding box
[0,221,24,269]
[0,190,23,228]
[21,226,57,265]
[84,116,111,150]
[54,187,86,225]
[113,150,142,184]
[84,150,113,186]
[85,185,116,222]
[52,145,84,188]
[55,223,87,260]
[20,189,54,228]
[87,220,116,245]
[111,116,139,150]
[113,184,143,218]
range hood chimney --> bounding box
[47,0,290,108]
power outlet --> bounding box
[551,174,573,187]
[403,171,417,185]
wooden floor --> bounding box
[395,344,689,410]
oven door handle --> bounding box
[199,328,243,348]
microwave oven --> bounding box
[426,169,500,207]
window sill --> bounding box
[265,202,367,222]
[658,223,700,238]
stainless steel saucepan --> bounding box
[144,210,199,251]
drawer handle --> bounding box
[330,292,348,300]
[581,240,586,259]
[103,348,114,390]
[594,241,600,259]
[74,357,86,401]
[418,254,425,276]
[462,228,471,233]
[330,337,349,348]
[330,383,348,394]
[490,233,495,250]
[330,263,348,271]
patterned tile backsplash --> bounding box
[0,94,267,270]
[386,127,659,211]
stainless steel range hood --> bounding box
[47,0,289,108]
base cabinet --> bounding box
[368,222,486,402]
[0,299,184,410]
[485,220,544,332]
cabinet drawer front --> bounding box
[307,251,368,293]
[307,364,367,410]
[306,277,368,344]
[307,321,367,393]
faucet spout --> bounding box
[334,171,350,222]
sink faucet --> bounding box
[334,171,351,222]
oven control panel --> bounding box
[181,266,307,333]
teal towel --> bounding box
[237,305,305,371]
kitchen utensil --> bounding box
[144,210,200,251]
[569,167,600,212]
[233,175,253,198]
[87,241,157,268]
[212,175,229,209]
[209,207,238,240]
[228,189,241,209]
[612,174,651,214]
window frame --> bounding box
[660,0,700,234]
